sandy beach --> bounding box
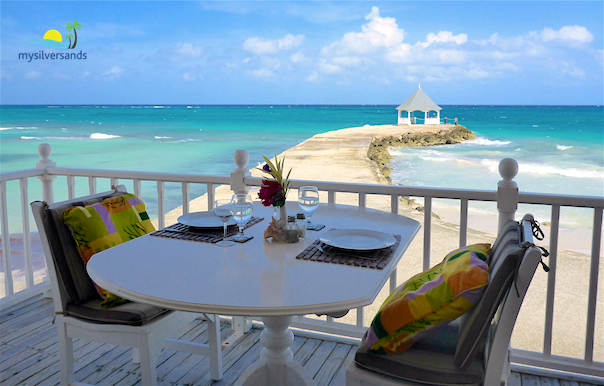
[159,123,602,362]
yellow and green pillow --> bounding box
[63,193,155,308]
[366,244,490,354]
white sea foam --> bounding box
[556,145,573,150]
[21,136,82,140]
[519,162,603,179]
[1,126,36,130]
[90,133,120,139]
[465,138,511,146]
[155,136,172,139]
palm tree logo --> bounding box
[65,21,81,49]
[65,34,74,49]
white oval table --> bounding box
[87,202,420,386]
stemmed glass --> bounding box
[231,193,254,242]
[298,186,321,230]
[213,199,235,247]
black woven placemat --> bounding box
[295,234,401,269]
[151,216,264,244]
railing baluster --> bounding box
[208,183,215,209]
[110,177,118,187]
[157,181,165,229]
[358,192,366,208]
[390,194,399,214]
[133,179,142,197]
[584,207,602,365]
[460,198,468,247]
[67,176,75,199]
[543,205,560,358]
[389,270,397,293]
[182,182,190,215]
[0,180,14,296]
[20,178,33,289]
[423,197,432,271]
[356,306,364,328]
[328,190,335,204]
[88,176,97,195]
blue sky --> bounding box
[1,1,602,105]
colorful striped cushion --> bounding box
[366,244,490,354]
[63,193,155,308]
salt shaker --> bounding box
[296,213,306,239]
[285,216,299,243]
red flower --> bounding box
[258,180,284,207]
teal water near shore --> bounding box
[1,105,602,232]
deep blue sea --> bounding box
[1,105,602,233]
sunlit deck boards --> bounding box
[0,296,597,386]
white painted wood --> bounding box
[235,315,315,386]
[87,202,420,317]
[30,189,225,385]
[67,175,76,199]
[182,182,190,214]
[358,193,366,208]
[88,176,97,194]
[460,198,468,247]
[423,196,432,271]
[584,207,602,365]
[133,178,141,198]
[157,180,165,229]
[497,158,519,233]
[544,205,560,358]
[87,202,419,385]
[19,178,34,289]
[1,180,13,297]
[36,143,56,204]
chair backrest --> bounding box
[31,186,128,314]
[455,215,543,384]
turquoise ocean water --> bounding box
[1,105,602,233]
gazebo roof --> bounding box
[396,87,442,112]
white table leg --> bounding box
[235,315,315,386]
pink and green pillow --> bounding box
[63,193,155,308]
[366,243,490,355]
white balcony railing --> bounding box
[1,144,602,382]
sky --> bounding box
[1,1,603,105]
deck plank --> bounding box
[0,296,598,386]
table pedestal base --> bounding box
[235,315,315,386]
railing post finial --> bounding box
[231,150,251,194]
[497,158,519,233]
[36,143,57,204]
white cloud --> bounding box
[183,73,196,81]
[321,6,405,56]
[176,42,203,58]
[420,31,468,47]
[249,68,274,77]
[243,34,305,55]
[102,66,125,80]
[25,71,42,79]
[290,52,307,63]
[541,25,593,46]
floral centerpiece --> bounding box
[258,154,291,208]
[258,154,292,242]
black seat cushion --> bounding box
[454,220,523,369]
[43,190,127,304]
[354,322,485,386]
[66,299,171,326]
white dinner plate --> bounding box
[319,229,396,251]
[177,211,236,228]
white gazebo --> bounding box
[396,85,442,125]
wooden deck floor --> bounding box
[0,296,597,386]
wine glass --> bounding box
[213,199,235,247]
[298,186,320,230]
[231,193,253,242]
